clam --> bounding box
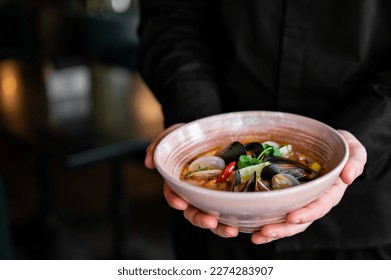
[188,155,225,172]
[184,169,222,186]
[185,169,222,180]
[279,144,292,157]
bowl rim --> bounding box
[153,110,349,198]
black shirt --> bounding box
[138,0,391,256]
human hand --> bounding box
[144,123,236,235]
[250,129,367,244]
[146,127,367,243]
[145,123,198,212]
[144,123,185,169]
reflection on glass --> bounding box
[1,68,17,95]
[85,0,134,14]
[0,60,20,117]
[45,65,92,126]
[111,0,131,13]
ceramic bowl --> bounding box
[153,111,349,233]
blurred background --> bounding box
[0,0,174,259]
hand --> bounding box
[146,127,367,243]
[145,123,234,235]
[250,130,367,243]
[144,123,185,169]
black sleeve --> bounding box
[330,63,391,179]
[137,0,223,127]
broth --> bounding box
[180,139,322,192]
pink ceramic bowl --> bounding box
[153,111,349,233]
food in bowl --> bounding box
[153,111,349,232]
[181,140,323,192]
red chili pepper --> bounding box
[216,161,236,183]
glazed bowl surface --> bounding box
[153,111,349,233]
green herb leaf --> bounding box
[272,146,282,157]
[238,155,262,169]
[259,144,282,158]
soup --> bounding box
[180,140,322,192]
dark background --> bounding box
[0,0,174,259]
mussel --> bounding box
[215,141,247,164]
[244,172,257,192]
[261,156,317,182]
[231,170,250,192]
[231,172,273,192]
[244,142,264,158]
[230,169,242,192]
[232,171,258,192]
